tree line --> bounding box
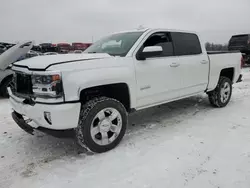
[205,42,228,51]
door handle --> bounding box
[201,60,208,64]
[170,62,180,67]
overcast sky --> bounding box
[0,0,250,44]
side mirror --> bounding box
[137,46,163,60]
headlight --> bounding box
[31,73,63,98]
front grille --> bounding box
[13,72,33,95]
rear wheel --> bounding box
[76,97,128,153]
[0,76,12,98]
[208,76,232,108]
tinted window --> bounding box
[171,32,202,56]
[231,34,248,40]
[229,34,249,45]
[143,32,174,57]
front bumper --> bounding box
[11,111,76,137]
[236,74,243,83]
[8,88,81,132]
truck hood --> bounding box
[13,53,112,70]
[0,41,33,70]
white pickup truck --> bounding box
[5,28,243,153]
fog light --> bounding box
[44,111,52,125]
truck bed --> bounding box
[207,51,240,54]
[207,52,242,91]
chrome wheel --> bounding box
[220,82,230,103]
[90,108,122,146]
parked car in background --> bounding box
[0,42,15,49]
[228,34,250,65]
[57,43,71,53]
[0,42,15,55]
[72,42,92,51]
[26,50,41,58]
[0,45,6,55]
[0,41,33,97]
[242,53,250,66]
[40,43,59,53]
[31,45,42,53]
[7,28,243,153]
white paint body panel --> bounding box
[134,56,182,108]
[14,53,112,69]
[207,53,242,91]
[9,28,242,130]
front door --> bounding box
[134,32,182,109]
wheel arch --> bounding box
[219,67,234,82]
[207,67,235,92]
[79,83,132,112]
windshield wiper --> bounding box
[87,52,97,53]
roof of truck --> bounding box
[112,27,198,35]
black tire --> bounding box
[208,76,232,108]
[0,76,12,98]
[76,97,128,153]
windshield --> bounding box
[84,32,143,57]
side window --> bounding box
[171,32,202,56]
[143,32,174,57]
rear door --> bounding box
[0,41,33,70]
[171,32,209,97]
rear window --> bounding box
[171,32,202,56]
[231,34,248,39]
[230,35,249,42]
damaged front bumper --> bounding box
[8,87,81,138]
[12,111,76,138]
[236,74,243,83]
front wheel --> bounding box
[76,97,128,153]
[208,76,232,108]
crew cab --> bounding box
[6,28,242,153]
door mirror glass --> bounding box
[142,46,163,53]
[138,46,163,60]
